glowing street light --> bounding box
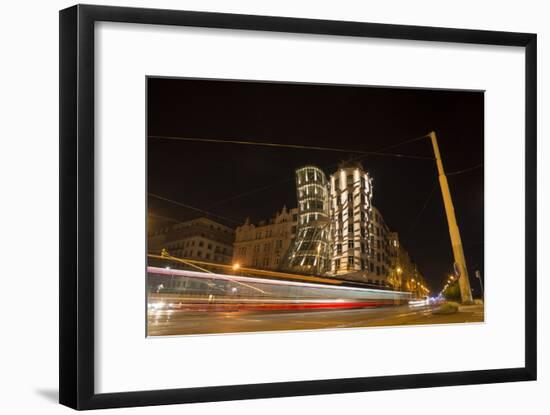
[232,263,241,271]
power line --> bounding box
[148,193,241,225]
[407,180,438,235]
[208,176,294,208]
[447,163,483,176]
[149,135,435,161]
[149,134,480,230]
[206,133,434,208]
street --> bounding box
[147,303,484,336]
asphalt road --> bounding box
[147,303,484,336]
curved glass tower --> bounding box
[284,166,331,275]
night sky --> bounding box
[147,77,484,294]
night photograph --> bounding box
[146,77,485,336]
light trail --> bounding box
[148,266,410,296]
[148,253,348,286]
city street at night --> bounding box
[146,78,486,336]
[148,301,484,336]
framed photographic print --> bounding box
[59,4,537,410]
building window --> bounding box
[377,253,381,262]
[348,240,354,249]
[348,192,353,202]
[199,241,204,247]
[197,251,202,257]
[361,259,366,270]
[370,262,374,272]
[348,223,354,233]
[335,259,341,269]
[336,244,342,254]
[207,243,212,250]
[361,242,366,253]
[376,266,380,276]
[348,256,355,268]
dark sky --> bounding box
[147,77,484,294]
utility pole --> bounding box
[429,131,473,303]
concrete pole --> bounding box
[429,131,473,303]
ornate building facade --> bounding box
[232,206,298,270]
[147,217,235,265]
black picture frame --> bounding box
[59,4,537,410]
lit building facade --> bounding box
[388,232,429,294]
[147,217,235,265]
[328,163,372,276]
[230,162,426,293]
[284,166,331,274]
[369,206,392,285]
[232,206,298,270]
